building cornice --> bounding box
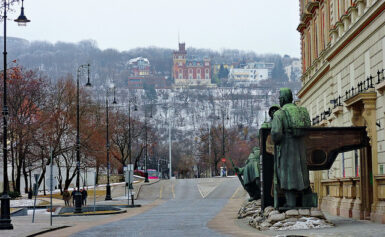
[301,12,313,25]
[297,21,307,33]
[306,1,320,13]
[326,1,385,62]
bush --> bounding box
[9,191,21,199]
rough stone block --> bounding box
[299,209,310,216]
[268,213,286,222]
[263,206,275,216]
[260,221,272,228]
[268,210,279,217]
[285,209,299,216]
[311,210,325,219]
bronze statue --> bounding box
[261,104,280,129]
[235,147,261,201]
[271,88,311,208]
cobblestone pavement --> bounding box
[72,177,240,237]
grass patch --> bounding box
[38,200,50,206]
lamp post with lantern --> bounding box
[1,0,30,230]
[74,64,92,214]
[105,82,117,201]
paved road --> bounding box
[73,177,240,237]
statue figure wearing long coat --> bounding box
[271,88,311,207]
[235,147,261,201]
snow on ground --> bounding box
[272,217,333,231]
[11,199,42,207]
[27,209,50,215]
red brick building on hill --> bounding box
[173,43,213,87]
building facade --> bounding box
[173,43,212,87]
[285,59,302,82]
[228,68,268,82]
[297,0,385,223]
[128,57,151,77]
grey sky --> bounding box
[7,0,300,57]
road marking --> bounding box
[197,184,205,198]
[171,181,175,199]
[230,185,242,199]
[159,182,163,199]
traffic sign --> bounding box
[221,158,226,162]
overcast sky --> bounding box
[7,0,301,57]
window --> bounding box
[179,69,183,79]
[205,69,210,79]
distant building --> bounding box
[245,62,275,79]
[173,43,212,87]
[228,68,268,82]
[128,57,151,77]
[126,57,167,89]
[284,59,301,82]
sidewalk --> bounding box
[2,179,160,237]
[209,196,385,237]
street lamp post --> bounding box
[74,64,91,214]
[218,109,229,177]
[105,86,116,201]
[1,0,30,230]
[144,108,149,183]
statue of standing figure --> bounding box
[235,147,261,201]
[271,88,312,208]
[261,104,280,129]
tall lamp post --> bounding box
[217,109,229,176]
[144,105,149,183]
[74,64,91,214]
[128,97,137,178]
[1,0,30,230]
[105,84,117,201]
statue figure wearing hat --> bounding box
[271,88,312,208]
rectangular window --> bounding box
[365,51,370,78]
[320,8,326,50]
[382,37,385,69]
[337,0,340,19]
[314,19,318,58]
[350,64,355,88]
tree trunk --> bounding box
[22,159,28,194]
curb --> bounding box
[54,209,127,217]
[26,225,71,237]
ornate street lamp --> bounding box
[105,84,116,201]
[74,64,91,214]
[14,0,30,26]
[1,0,30,230]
